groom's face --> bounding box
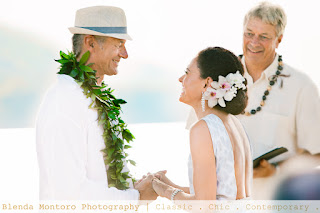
[92,37,128,76]
[179,57,205,106]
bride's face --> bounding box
[178,57,206,106]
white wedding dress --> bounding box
[188,114,237,200]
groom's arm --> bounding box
[37,112,139,200]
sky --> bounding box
[1,0,320,127]
[0,0,320,203]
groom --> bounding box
[36,6,156,200]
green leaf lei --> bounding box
[56,50,136,190]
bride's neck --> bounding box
[193,105,229,122]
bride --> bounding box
[141,47,252,200]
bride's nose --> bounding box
[178,75,184,83]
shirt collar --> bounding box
[242,54,279,84]
[57,74,105,87]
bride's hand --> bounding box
[154,170,166,179]
[154,170,174,186]
[151,177,170,198]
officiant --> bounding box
[230,2,320,199]
[236,1,320,178]
[186,1,320,199]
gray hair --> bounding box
[72,34,85,58]
[244,1,287,37]
[72,34,108,58]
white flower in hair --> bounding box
[212,76,232,93]
[203,87,225,108]
[226,71,246,90]
[217,93,227,107]
[224,87,237,101]
[211,81,220,90]
[204,71,246,108]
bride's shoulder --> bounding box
[190,119,208,133]
[189,120,215,159]
[189,120,210,145]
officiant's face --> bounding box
[179,57,206,106]
[243,17,282,67]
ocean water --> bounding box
[0,122,190,201]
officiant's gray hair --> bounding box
[244,1,287,37]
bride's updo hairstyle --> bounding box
[197,47,248,115]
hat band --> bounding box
[77,26,127,34]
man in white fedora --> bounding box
[36,6,157,201]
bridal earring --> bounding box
[201,92,205,112]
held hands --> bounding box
[134,173,158,201]
[253,159,277,178]
[134,170,171,200]
[151,176,172,198]
[152,170,186,200]
[154,170,169,183]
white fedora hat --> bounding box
[69,6,132,40]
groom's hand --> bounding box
[134,174,158,201]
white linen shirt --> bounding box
[236,54,320,161]
[36,74,139,200]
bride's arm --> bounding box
[152,120,217,200]
[154,171,190,193]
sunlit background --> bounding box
[0,0,319,201]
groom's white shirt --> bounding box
[36,74,139,200]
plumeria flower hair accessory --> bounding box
[203,71,246,108]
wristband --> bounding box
[171,189,183,201]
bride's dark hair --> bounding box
[197,47,248,115]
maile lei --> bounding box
[56,50,136,190]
